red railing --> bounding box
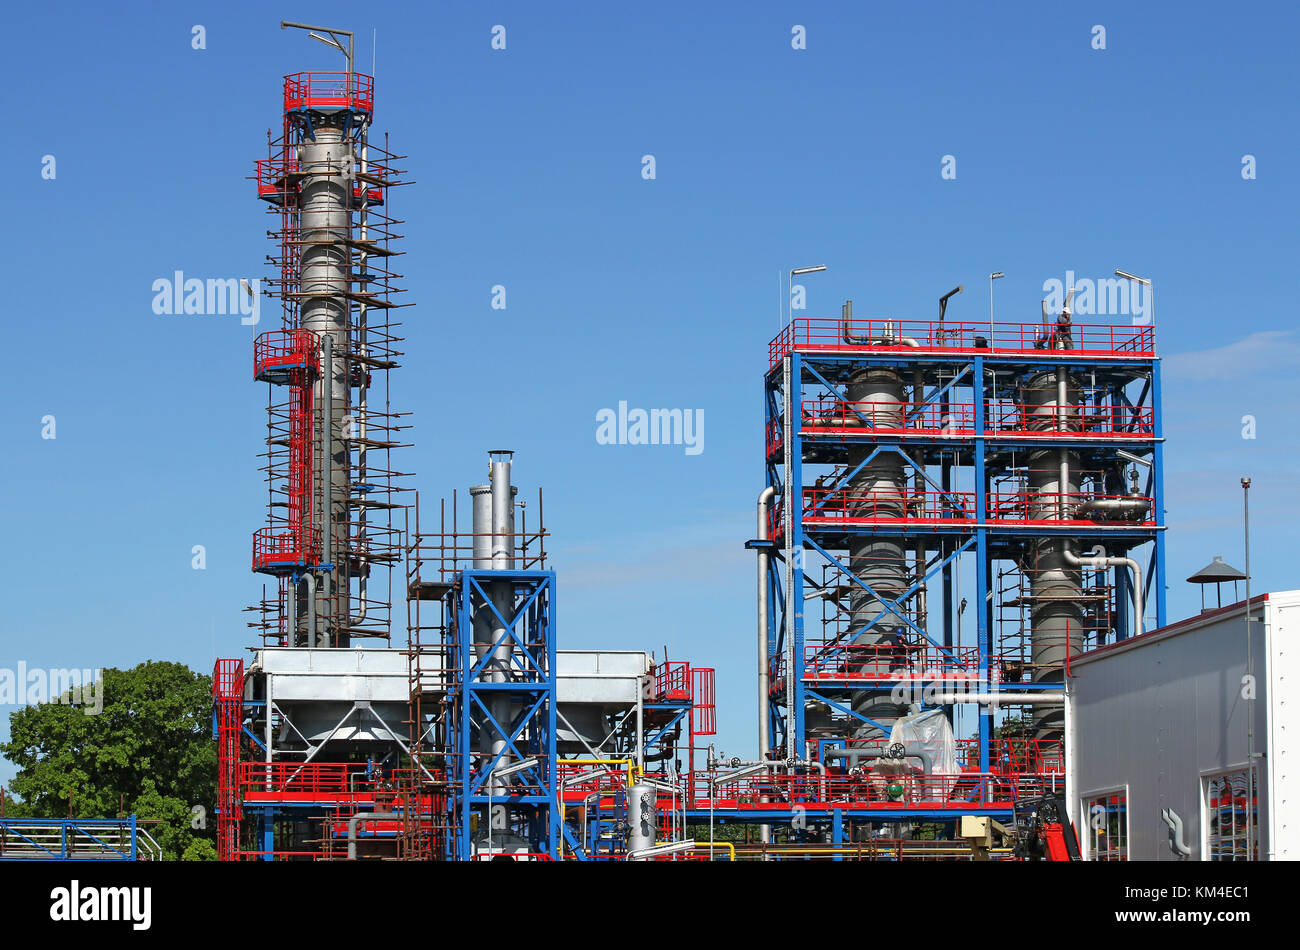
[797,399,1154,439]
[693,667,716,735]
[651,661,691,702]
[283,71,375,114]
[238,762,376,800]
[989,739,1066,775]
[213,659,245,861]
[985,491,1155,525]
[255,155,388,205]
[765,418,783,457]
[803,644,982,680]
[252,526,321,572]
[801,399,976,434]
[802,487,976,523]
[691,769,1016,809]
[254,328,319,382]
[988,401,1155,437]
[770,317,1156,369]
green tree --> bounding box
[1,661,216,859]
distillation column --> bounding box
[847,367,911,741]
[1024,365,1083,740]
[299,126,353,646]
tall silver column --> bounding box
[298,126,352,644]
[472,452,518,832]
[846,368,911,742]
[1024,368,1083,740]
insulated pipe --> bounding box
[350,135,370,630]
[755,484,778,851]
[1064,549,1144,638]
[470,485,493,567]
[481,452,517,832]
[300,127,352,645]
[928,691,1065,704]
[302,572,318,647]
[321,336,334,645]
[1025,363,1081,739]
[1076,498,1151,520]
[347,811,397,860]
[755,486,778,763]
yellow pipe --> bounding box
[557,759,636,852]
[692,841,735,862]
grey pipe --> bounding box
[1076,498,1151,521]
[350,137,370,629]
[347,810,397,859]
[321,336,333,644]
[302,572,318,646]
[756,486,778,764]
[1064,548,1143,637]
[842,300,921,347]
[752,480,773,858]
[300,129,352,646]
[928,691,1065,705]
[823,745,934,773]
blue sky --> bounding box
[3,1,1297,786]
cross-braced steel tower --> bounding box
[757,293,1164,839]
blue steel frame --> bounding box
[761,333,1165,824]
[446,569,559,860]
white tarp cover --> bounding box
[875,708,960,797]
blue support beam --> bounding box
[447,569,558,860]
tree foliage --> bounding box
[1,661,216,859]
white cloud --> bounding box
[1163,329,1300,384]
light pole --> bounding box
[281,20,355,76]
[988,272,1004,342]
[1242,476,1255,860]
[787,264,827,326]
[1115,269,1153,327]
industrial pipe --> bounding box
[928,691,1065,705]
[1064,548,1143,638]
[755,484,778,851]
[755,486,778,762]
[347,810,397,860]
[840,299,920,347]
[822,745,934,773]
[321,335,333,645]
[1076,498,1151,521]
[302,572,318,646]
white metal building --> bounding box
[1068,591,1297,861]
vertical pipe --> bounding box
[755,486,778,761]
[483,451,516,833]
[1243,477,1254,860]
[321,336,333,647]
